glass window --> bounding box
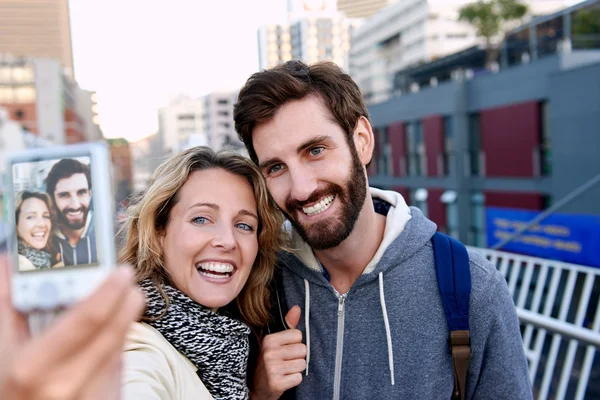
[443,116,453,176]
[410,188,428,217]
[539,102,552,176]
[469,192,486,247]
[14,86,36,103]
[406,121,425,176]
[468,114,481,176]
[0,87,14,103]
[12,66,34,83]
[441,190,458,239]
[0,66,11,82]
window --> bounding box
[443,116,453,176]
[441,190,458,239]
[217,99,229,105]
[406,121,425,176]
[469,192,486,247]
[177,114,195,121]
[539,102,552,176]
[410,188,428,217]
[376,127,392,176]
[217,111,229,117]
[14,86,36,103]
[468,114,482,176]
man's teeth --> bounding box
[196,262,234,278]
[302,195,334,216]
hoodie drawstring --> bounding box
[304,279,311,376]
[59,243,64,265]
[379,272,395,385]
[87,236,92,264]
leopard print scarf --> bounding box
[18,239,52,269]
[138,279,250,400]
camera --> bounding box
[4,142,116,312]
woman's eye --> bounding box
[236,223,254,232]
[191,216,208,225]
[310,147,324,156]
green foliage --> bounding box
[572,7,600,35]
[458,0,528,43]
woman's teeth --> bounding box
[303,195,334,216]
[196,262,234,279]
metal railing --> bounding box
[472,247,600,400]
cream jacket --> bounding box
[122,322,214,400]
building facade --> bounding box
[337,0,397,18]
[158,91,243,155]
[258,0,361,71]
[0,0,74,78]
[0,55,92,144]
[367,48,600,250]
[350,0,570,104]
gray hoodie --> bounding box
[52,211,97,266]
[278,188,532,399]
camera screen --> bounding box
[12,156,99,272]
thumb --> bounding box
[285,305,301,330]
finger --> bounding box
[278,358,307,375]
[23,267,137,371]
[262,329,303,349]
[29,287,144,400]
[0,251,12,309]
[285,305,301,329]
[281,343,307,361]
[276,372,303,393]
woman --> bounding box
[120,146,286,400]
[15,191,61,270]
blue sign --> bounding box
[486,207,600,268]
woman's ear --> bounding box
[352,116,375,166]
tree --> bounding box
[572,7,600,49]
[459,0,529,69]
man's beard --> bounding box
[57,205,89,230]
[283,145,367,250]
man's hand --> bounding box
[0,253,145,400]
[252,305,307,400]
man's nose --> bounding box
[69,196,81,209]
[289,167,318,203]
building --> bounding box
[337,0,397,19]
[365,2,600,258]
[107,138,134,203]
[158,95,207,154]
[350,0,570,104]
[158,91,243,155]
[258,0,361,71]
[75,89,103,142]
[0,54,94,144]
[0,0,74,78]
[131,134,166,194]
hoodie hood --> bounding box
[287,187,435,284]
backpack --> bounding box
[267,231,472,400]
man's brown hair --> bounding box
[234,60,370,163]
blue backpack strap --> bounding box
[432,232,471,400]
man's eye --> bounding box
[58,194,69,199]
[310,147,324,156]
[268,164,283,174]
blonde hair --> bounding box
[119,146,286,330]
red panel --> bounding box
[480,102,540,177]
[387,122,406,176]
[426,188,446,230]
[485,191,543,211]
[423,115,444,177]
[391,186,409,203]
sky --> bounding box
[69,0,287,142]
[70,0,585,143]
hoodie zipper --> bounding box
[333,290,347,400]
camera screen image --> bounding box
[12,156,98,272]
